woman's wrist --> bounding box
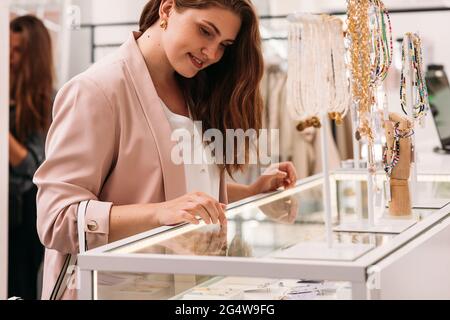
[247,182,260,197]
[109,203,162,243]
[227,183,260,203]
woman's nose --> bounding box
[201,45,220,62]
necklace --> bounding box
[288,14,350,131]
[369,0,393,87]
[400,33,430,122]
[348,0,372,142]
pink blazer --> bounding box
[33,32,228,300]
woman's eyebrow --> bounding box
[202,20,236,42]
[202,20,221,36]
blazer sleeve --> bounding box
[33,76,117,254]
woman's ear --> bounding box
[159,0,175,21]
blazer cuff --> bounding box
[84,200,113,250]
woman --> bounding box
[9,15,53,299]
[34,0,297,300]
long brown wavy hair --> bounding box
[139,0,264,175]
[10,15,53,143]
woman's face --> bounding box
[10,31,23,74]
[161,5,242,78]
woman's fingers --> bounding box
[191,192,222,225]
[180,211,200,225]
[214,202,227,225]
[187,201,212,224]
[274,162,297,189]
[280,162,297,188]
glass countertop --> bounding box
[106,172,450,262]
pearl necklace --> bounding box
[287,14,350,131]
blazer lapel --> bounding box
[120,32,186,201]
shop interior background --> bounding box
[2,0,450,300]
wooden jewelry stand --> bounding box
[334,111,418,234]
[384,113,413,216]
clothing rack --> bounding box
[259,6,450,20]
[80,22,138,63]
[80,6,450,63]
[79,21,289,63]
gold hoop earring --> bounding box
[160,19,168,30]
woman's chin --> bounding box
[174,62,202,79]
[177,69,198,79]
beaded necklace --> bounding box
[328,16,351,125]
[400,33,430,122]
[369,0,393,86]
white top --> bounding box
[160,99,221,200]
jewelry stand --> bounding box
[406,37,419,201]
[351,104,364,221]
[275,114,374,261]
[334,113,417,233]
[403,35,444,210]
[277,12,373,260]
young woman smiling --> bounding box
[34,0,297,299]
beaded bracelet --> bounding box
[383,122,414,177]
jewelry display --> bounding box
[369,0,393,86]
[287,14,350,132]
[336,0,420,231]
[383,113,414,216]
[400,33,430,123]
[287,12,373,259]
[347,0,372,144]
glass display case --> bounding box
[78,170,450,300]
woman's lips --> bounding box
[189,53,204,69]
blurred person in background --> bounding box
[8,15,53,300]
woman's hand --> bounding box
[154,192,227,227]
[250,162,298,195]
[109,192,226,243]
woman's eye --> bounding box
[200,27,212,37]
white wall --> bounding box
[68,0,146,80]
[0,0,10,301]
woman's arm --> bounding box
[9,132,28,166]
[109,204,160,243]
[226,183,256,203]
[227,162,298,203]
[109,192,227,243]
